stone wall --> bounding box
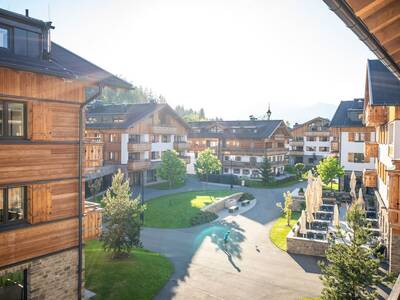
[389,229,400,274]
[286,225,328,257]
[0,248,80,300]
[202,193,243,214]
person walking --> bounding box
[224,230,231,245]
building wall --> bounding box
[340,131,375,172]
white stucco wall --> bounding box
[120,133,128,164]
[340,132,375,172]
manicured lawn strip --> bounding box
[148,181,185,190]
[85,240,173,300]
[322,182,339,191]
[269,211,301,251]
[144,190,235,228]
[245,177,301,189]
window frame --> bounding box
[0,186,27,227]
[0,100,27,140]
[0,23,11,51]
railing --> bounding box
[363,169,377,188]
[128,142,151,152]
[84,201,102,240]
[288,150,304,156]
[174,141,188,151]
[153,125,177,135]
[222,160,260,168]
[365,105,387,127]
[388,274,400,300]
[364,142,379,160]
[128,159,151,171]
[222,147,287,155]
[290,140,304,147]
[85,136,103,144]
[304,131,330,137]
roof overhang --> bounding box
[323,0,400,79]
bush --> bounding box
[284,165,296,174]
[190,211,218,226]
[200,174,240,185]
[299,187,304,194]
[239,192,255,201]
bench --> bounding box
[228,206,239,213]
[241,200,250,206]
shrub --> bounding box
[299,187,304,194]
[190,211,218,226]
[284,165,296,174]
[239,192,255,201]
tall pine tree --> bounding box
[258,156,274,184]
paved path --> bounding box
[142,179,323,300]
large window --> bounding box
[0,101,25,138]
[14,28,41,58]
[0,187,26,225]
[348,153,365,163]
[0,26,9,49]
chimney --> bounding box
[25,9,29,17]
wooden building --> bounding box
[324,0,400,275]
[0,8,130,299]
[187,120,291,177]
[85,102,189,196]
[288,117,331,166]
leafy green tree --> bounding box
[316,157,344,190]
[276,191,293,226]
[194,148,221,182]
[320,203,393,299]
[88,177,103,201]
[156,150,186,188]
[258,156,274,184]
[101,169,145,259]
[294,163,305,179]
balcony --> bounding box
[84,201,102,240]
[128,159,151,171]
[365,105,387,127]
[364,142,378,160]
[290,140,304,147]
[304,131,330,137]
[153,125,177,135]
[222,147,287,156]
[363,169,377,188]
[331,141,339,152]
[128,142,151,152]
[288,150,304,156]
[222,160,260,168]
[174,141,188,151]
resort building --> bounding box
[0,8,129,299]
[324,0,400,274]
[288,117,331,166]
[330,99,375,190]
[85,102,190,194]
[187,120,291,177]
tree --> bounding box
[101,169,145,259]
[316,157,344,190]
[199,108,205,120]
[277,191,293,226]
[156,150,186,188]
[194,148,221,182]
[320,203,393,299]
[294,163,305,179]
[88,177,102,200]
[258,156,274,185]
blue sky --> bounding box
[1,0,375,123]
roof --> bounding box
[292,117,330,130]
[0,8,53,29]
[330,99,364,128]
[367,59,400,106]
[86,102,189,130]
[188,120,286,139]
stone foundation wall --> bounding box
[286,225,328,257]
[202,193,243,214]
[0,248,80,300]
[389,229,400,275]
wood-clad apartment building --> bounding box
[84,102,189,195]
[187,120,291,177]
[0,8,131,299]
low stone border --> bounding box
[286,222,328,257]
[201,192,243,214]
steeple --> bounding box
[266,103,271,120]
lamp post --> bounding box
[230,158,234,189]
[140,170,144,224]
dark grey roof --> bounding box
[330,99,364,128]
[188,120,285,139]
[368,59,400,106]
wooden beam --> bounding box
[350,0,395,19]
[375,19,400,45]
[383,35,400,54]
[364,1,400,33]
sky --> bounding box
[1,0,375,124]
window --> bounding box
[151,151,160,160]
[113,116,124,123]
[243,169,250,175]
[14,28,41,58]
[128,152,140,161]
[307,137,316,141]
[320,136,329,142]
[348,152,365,163]
[265,142,273,149]
[0,269,27,300]
[0,26,9,49]
[277,142,284,148]
[0,187,26,225]
[0,101,25,138]
[162,135,170,143]
[129,134,141,144]
[224,156,230,161]
[151,135,159,143]
[233,168,240,174]
[109,134,118,143]
[235,156,241,162]
[224,168,229,173]
[319,147,329,152]
[306,146,316,152]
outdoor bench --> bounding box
[241,200,250,206]
[228,206,239,213]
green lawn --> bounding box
[148,181,185,190]
[322,181,339,191]
[245,177,300,189]
[269,211,301,251]
[85,240,173,300]
[144,190,235,228]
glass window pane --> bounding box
[8,103,24,137]
[0,103,3,136]
[0,27,8,48]
[0,189,3,223]
[14,28,27,56]
[8,187,24,222]
[27,31,40,58]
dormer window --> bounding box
[0,26,9,49]
[14,28,41,58]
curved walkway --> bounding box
[141,179,323,300]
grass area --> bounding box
[269,211,301,251]
[322,181,339,191]
[144,190,235,228]
[85,240,173,300]
[148,181,185,190]
[245,177,300,189]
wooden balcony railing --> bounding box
[128,142,151,152]
[153,126,177,135]
[128,160,151,171]
[288,150,304,156]
[174,141,188,151]
[289,140,304,147]
[84,201,102,240]
[363,169,377,188]
[222,147,287,155]
[365,105,387,127]
[364,142,378,160]
[331,141,339,152]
